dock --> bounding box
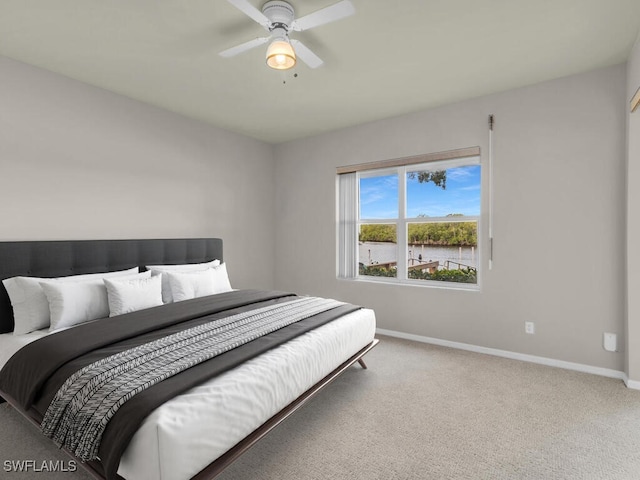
[373,260,440,274]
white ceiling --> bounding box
[1,0,639,143]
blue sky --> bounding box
[360,165,481,219]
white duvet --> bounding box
[0,307,376,480]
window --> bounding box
[338,148,481,288]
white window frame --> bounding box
[339,150,482,290]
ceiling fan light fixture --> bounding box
[266,39,296,70]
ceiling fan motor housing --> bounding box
[262,1,295,30]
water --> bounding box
[359,242,477,270]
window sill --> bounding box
[337,276,480,292]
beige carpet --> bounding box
[2,335,640,479]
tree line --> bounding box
[360,221,477,246]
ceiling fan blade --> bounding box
[291,39,324,68]
[291,0,355,31]
[226,0,270,28]
[219,36,269,58]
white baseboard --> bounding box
[623,374,640,390]
[376,328,636,387]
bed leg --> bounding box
[357,358,368,369]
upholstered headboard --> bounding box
[0,238,223,334]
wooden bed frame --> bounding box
[0,238,378,480]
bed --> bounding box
[0,238,377,480]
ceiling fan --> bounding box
[219,0,355,70]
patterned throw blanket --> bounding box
[41,296,343,462]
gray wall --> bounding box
[627,36,640,381]
[0,56,277,291]
[274,64,627,371]
[0,54,631,373]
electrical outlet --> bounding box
[525,322,535,334]
[604,333,617,352]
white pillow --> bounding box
[3,267,139,335]
[211,263,232,294]
[167,263,232,303]
[104,274,162,317]
[41,280,108,332]
[42,271,152,332]
[145,260,221,303]
[166,270,216,302]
